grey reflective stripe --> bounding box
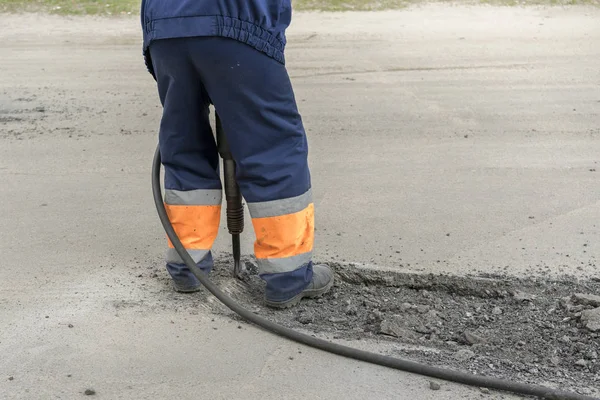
[166,248,209,264]
[256,252,313,274]
[165,189,222,206]
[247,189,312,219]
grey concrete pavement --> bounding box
[1,5,599,399]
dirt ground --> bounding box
[2,5,600,400]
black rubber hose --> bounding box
[152,145,597,400]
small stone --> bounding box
[454,349,475,361]
[480,387,490,394]
[379,318,418,339]
[8,376,14,381]
[586,351,598,360]
[516,340,526,348]
[528,368,539,374]
[316,298,324,304]
[367,310,383,324]
[560,296,573,310]
[364,299,380,308]
[560,335,570,343]
[329,316,347,323]
[84,389,96,395]
[574,359,588,368]
[424,310,439,322]
[580,307,600,331]
[571,305,584,313]
[513,291,535,301]
[414,324,432,334]
[572,293,600,307]
[416,305,430,314]
[550,356,561,366]
[429,381,441,391]
[345,305,358,316]
[400,302,414,312]
[464,331,486,345]
[68,324,74,328]
[492,307,502,315]
[297,314,313,325]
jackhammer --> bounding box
[216,113,243,279]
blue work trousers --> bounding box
[149,37,315,302]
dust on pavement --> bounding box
[151,256,600,397]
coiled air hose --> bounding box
[152,145,597,400]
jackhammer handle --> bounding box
[216,113,244,233]
[216,113,244,279]
[216,113,233,160]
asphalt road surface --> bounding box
[1,5,599,399]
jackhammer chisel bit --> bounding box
[216,113,244,279]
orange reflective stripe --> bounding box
[252,203,314,259]
[165,204,221,250]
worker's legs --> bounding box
[148,40,222,292]
[184,37,324,303]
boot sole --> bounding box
[265,278,334,309]
[172,282,202,293]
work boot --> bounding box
[265,264,334,309]
[172,280,202,293]
[167,262,210,293]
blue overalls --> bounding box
[141,0,314,302]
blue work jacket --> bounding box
[141,0,292,68]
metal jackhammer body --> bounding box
[216,113,244,278]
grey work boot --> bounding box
[265,264,334,309]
